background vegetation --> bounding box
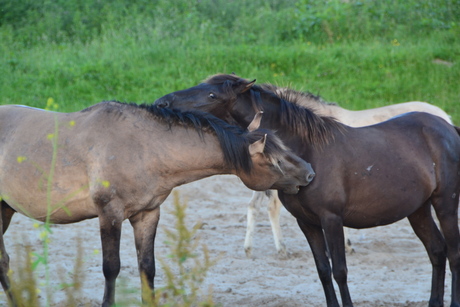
[0,0,458,122]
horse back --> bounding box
[292,112,459,228]
[0,103,162,222]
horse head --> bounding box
[155,74,257,126]
[239,112,315,194]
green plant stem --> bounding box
[42,115,59,307]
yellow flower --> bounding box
[69,120,76,127]
[39,230,48,240]
[45,98,54,110]
[17,156,27,163]
[45,98,59,111]
[101,180,110,188]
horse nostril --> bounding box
[307,172,315,182]
[156,100,169,108]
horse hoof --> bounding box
[244,247,252,258]
[277,244,288,259]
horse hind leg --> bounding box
[431,192,460,307]
[267,190,287,257]
[2,202,15,234]
[244,191,267,257]
[0,201,16,306]
[407,200,446,307]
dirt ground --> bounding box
[0,175,452,306]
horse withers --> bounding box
[0,101,314,307]
[155,74,460,307]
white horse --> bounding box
[244,92,453,257]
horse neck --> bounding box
[249,91,283,129]
[151,128,236,188]
[253,90,345,149]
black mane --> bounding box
[97,100,288,174]
[204,74,342,146]
[255,84,343,145]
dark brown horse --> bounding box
[0,101,315,307]
[155,74,460,307]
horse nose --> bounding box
[305,163,315,184]
[307,171,315,183]
[155,98,170,108]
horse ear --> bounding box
[248,134,267,156]
[247,111,263,132]
[232,78,256,94]
[241,79,256,93]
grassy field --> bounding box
[1,0,459,122]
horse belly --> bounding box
[343,192,430,228]
[47,199,98,224]
[340,152,436,228]
[0,162,97,223]
[4,188,97,223]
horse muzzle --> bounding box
[282,164,315,194]
[154,95,172,108]
[303,163,316,185]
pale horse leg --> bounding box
[244,191,269,257]
[244,190,353,257]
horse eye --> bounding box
[209,93,216,99]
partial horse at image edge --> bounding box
[0,101,315,306]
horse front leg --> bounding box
[129,207,160,303]
[98,202,124,307]
[321,214,353,307]
[297,219,340,307]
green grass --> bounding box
[0,0,458,117]
[1,32,458,122]
[1,1,458,123]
